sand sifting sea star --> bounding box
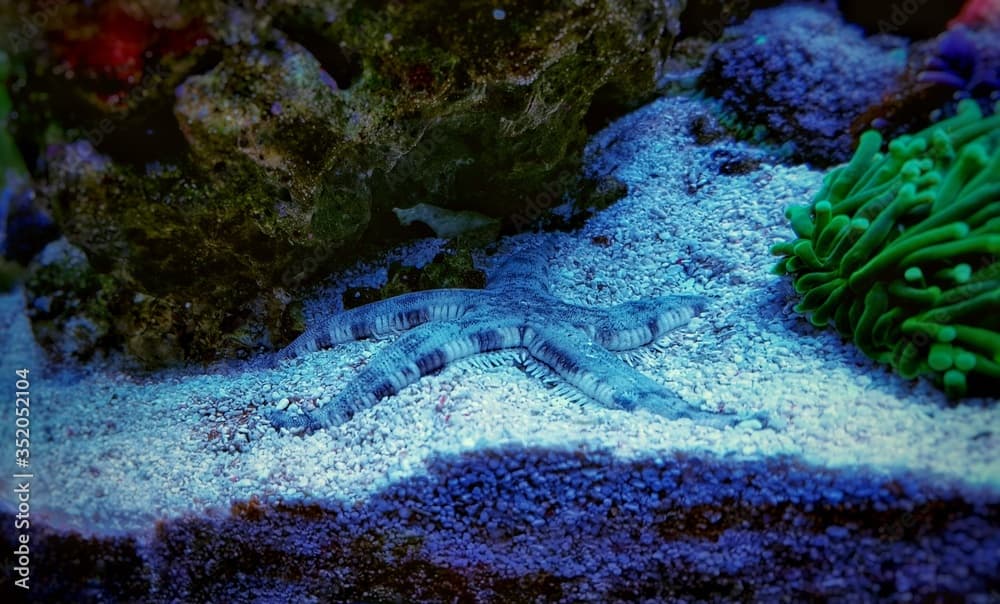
[266,242,760,433]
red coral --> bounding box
[68,9,150,83]
[51,2,210,101]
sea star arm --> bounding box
[485,241,554,293]
[524,323,744,428]
[587,295,707,351]
[277,289,485,360]
[268,317,527,432]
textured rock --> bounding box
[10,0,684,365]
[173,37,371,245]
[39,140,308,364]
[23,238,115,362]
[1,177,58,266]
[699,4,906,166]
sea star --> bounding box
[266,242,758,433]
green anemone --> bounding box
[772,99,1000,398]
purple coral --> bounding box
[919,26,1000,99]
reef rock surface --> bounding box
[10,0,681,364]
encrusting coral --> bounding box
[772,99,1000,398]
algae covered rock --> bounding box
[10,0,682,365]
[772,99,1000,398]
[24,238,116,362]
[173,37,371,244]
[284,0,680,218]
[40,140,313,364]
